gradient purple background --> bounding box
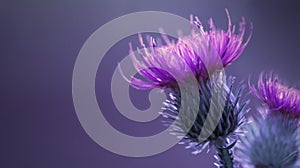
[2,0,300,167]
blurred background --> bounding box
[1,0,300,167]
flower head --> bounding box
[119,10,252,167]
[250,73,300,118]
[122,9,252,90]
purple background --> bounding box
[2,0,300,167]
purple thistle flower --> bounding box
[250,73,300,118]
[122,9,252,90]
[119,10,252,167]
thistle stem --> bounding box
[215,140,236,168]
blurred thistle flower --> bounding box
[236,112,300,168]
[250,73,300,118]
[121,9,252,90]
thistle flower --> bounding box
[120,9,252,168]
[250,73,300,118]
[124,9,252,90]
[237,73,300,167]
[235,112,300,168]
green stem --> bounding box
[215,140,236,168]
